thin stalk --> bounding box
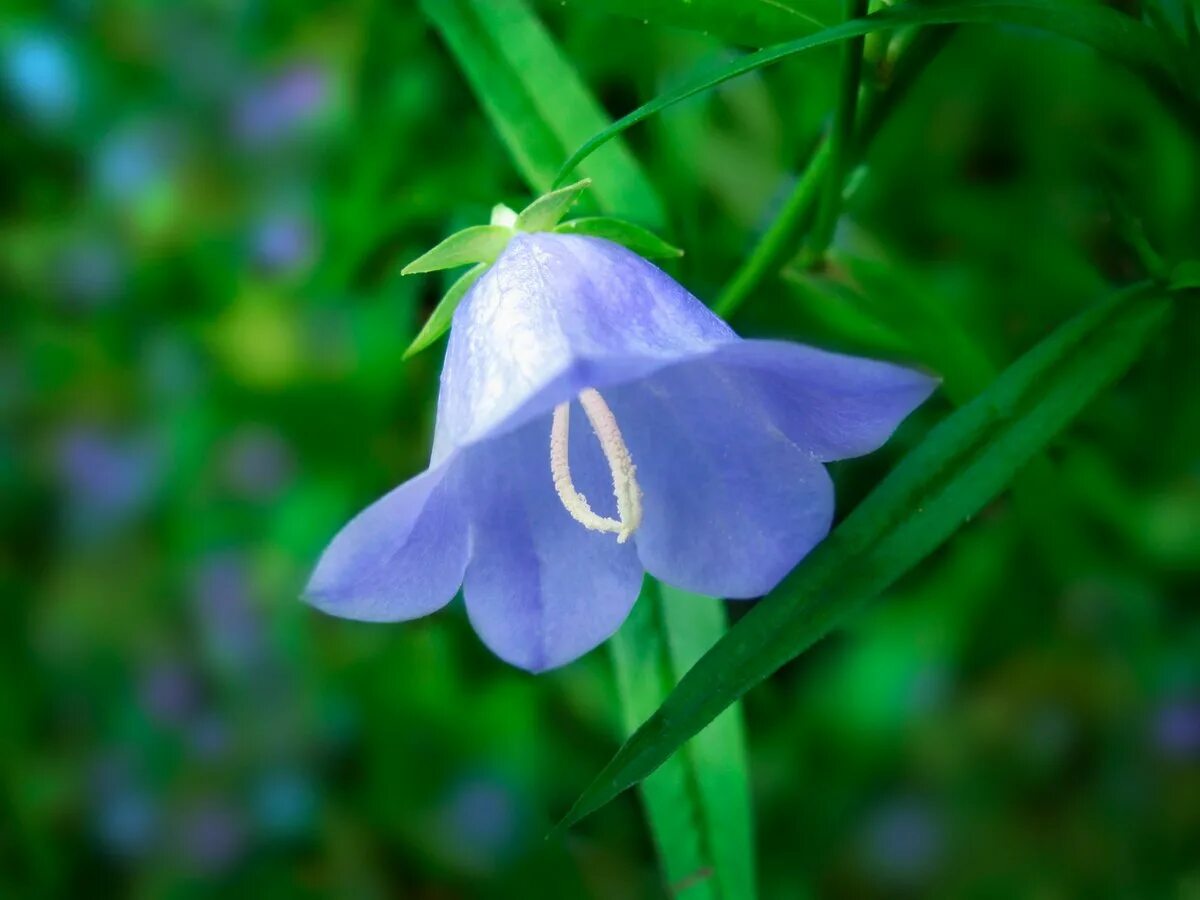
[806,0,870,266]
[715,26,955,318]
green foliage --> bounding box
[556,0,1181,184]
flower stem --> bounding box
[805,0,870,268]
[715,26,955,318]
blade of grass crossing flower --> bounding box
[555,0,1177,184]
[425,1,755,890]
[559,283,1172,829]
[609,582,754,899]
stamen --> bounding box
[549,388,643,543]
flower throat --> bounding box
[549,388,643,543]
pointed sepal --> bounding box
[402,225,513,275]
[555,217,682,259]
[402,263,488,359]
[516,178,592,232]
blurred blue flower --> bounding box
[251,211,315,275]
[94,121,180,203]
[94,786,160,860]
[177,799,245,873]
[3,30,78,126]
[307,233,935,671]
[1153,699,1200,760]
[192,553,263,667]
[54,425,159,536]
[221,425,295,500]
[858,795,945,887]
[435,776,521,873]
[139,660,199,726]
[232,63,328,148]
[54,236,123,308]
[252,769,317,839]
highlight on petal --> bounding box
[459,408,644,672]
[606,361,836,599]
[305,466,468,622]
[713,340,939,463]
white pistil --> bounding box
[549,388,643,543]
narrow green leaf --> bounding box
[422,0,666,228]
[516,178,592,232]
[401,225,512,275]
[556,0,1176,184]
[402,264,487,359]
[555,217,683,259]
[610,583,754,900]
[547,0,840,46]
[559,284,1172,828]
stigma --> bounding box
[549,388,643,543]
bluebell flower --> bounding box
[307,233,935,671]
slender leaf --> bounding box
[546,0,840,46]
[556,0,1177,184]
[559,284,1172,829]
[425,0,754,891]
[555,217,683,259]
[401,225,512,275]
[516,178,592,232]
[609,584,754,899]
[423,0,666,227]
[402,264,487,359]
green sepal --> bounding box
[515,178,592,232]
[402,263,489,359]
[401,225,513,275]
[555,216,683,259]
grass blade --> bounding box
[556,0,1176,184]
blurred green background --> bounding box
[1,1,1198,897]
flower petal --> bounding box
[431,233,735,463]
[608,362,835,599]
[460,410,643,672]
[305,466,468,622]
[713,340,938,462]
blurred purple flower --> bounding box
[221,425,295,500]
[858,795,945,887]
[3,30,78,126]
[251,211,315,274]
[54,425,159,534]
[192,554,263,667]
[89,757,160,859]
[307,233,936,671]
[232,63,328,148]
[435,776,521,873]
[94,121,181,203]
[177,799,245,873]
[1153,699,1200,760]
[139,660,199,726]
[54,237,123,308]
[252,769,317,838]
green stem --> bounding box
[714,139,831,317]
[714,27,954,318]
[805,0,869,266]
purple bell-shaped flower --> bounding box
[307,230,935,671]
